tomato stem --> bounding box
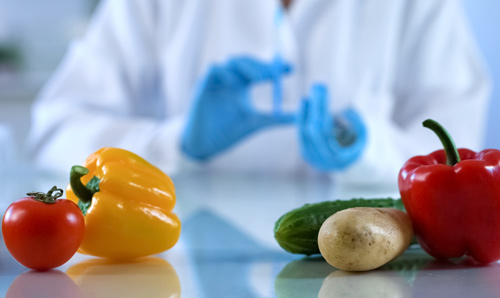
[27,186,63,204]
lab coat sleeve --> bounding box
[27,0,184,175]
[335,0,491,189]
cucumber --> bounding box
[274,198,408,255]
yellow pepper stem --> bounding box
[70,165,100,216]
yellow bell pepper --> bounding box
[66,147,181,260]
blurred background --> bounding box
[0,0,499,164]
[0,0,99,157]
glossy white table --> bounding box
[1,167,499,297]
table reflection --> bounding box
[410,258,500,297]
[66,257,180,298]
[180,209,293,297]
[275,247,500,298]
[274,256,334,298]
[275,248,432,298]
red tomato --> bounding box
[2,187,85,271]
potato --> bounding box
[318,207,413,271]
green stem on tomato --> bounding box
[70,165,100,216]
[423,119,461,166]
[27,186,63,204]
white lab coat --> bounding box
[28,0,490,192]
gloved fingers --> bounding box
[336,113,367,162]
[301,130,338,171]
[298,98,316,146]
[208,115,245,158]
[272,55,292,77]
[306,132,359,171]
[297,98,310,129]
[204,64,242,89]
[226,56,292,84]
[303,129,352,172]
[324,109,367,169]
[331,108,366,147]
[306,84,339,164]
[299,107,368,171]
[255,111,296,128]
[308,84,333,133]
[327,135,366,170]
[306,121,337,165]
[301,135,329,170]
[340,108,367,142]
[182,118,220,161]
[298,98,333,168]
[298,99,317,162]
[272,112,297,124]
[298,117,326,169]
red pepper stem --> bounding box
[423,119,461,166]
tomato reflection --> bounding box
[66,257,180,298]
[6,269,82,298]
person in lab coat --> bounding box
[27,0,490,191]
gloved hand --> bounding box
[181,56,295,161]
[298,84,367,171]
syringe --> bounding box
[273,7,285,116]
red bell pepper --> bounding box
[399,119,500,264]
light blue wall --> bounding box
[462,0,500,149]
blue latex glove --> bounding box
[298,84,367,171]
[181,56,295,161]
